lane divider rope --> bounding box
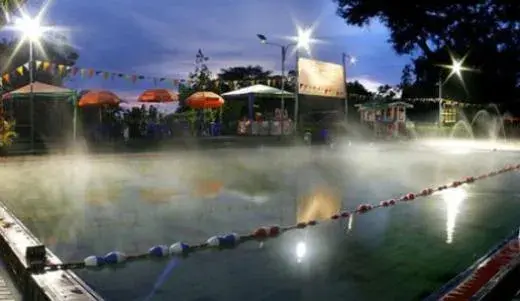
[27,163,520,273]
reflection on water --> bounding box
[295,241,307,263]
[441,187,467,244]
[297,186,341,223]
[348,214,354,232]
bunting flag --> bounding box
[0,60,482,108]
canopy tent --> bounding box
[221,84,293,98]
[1,82,78,151]
[222,84,294,120]
[2,81,74,98]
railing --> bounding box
[0,202,103,300]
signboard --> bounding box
[297,58,346,98]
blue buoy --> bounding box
[104,251,126,264]
[169,242,189,255]
[149,245,168,257]
[84,255,104,267]
[220,233,240,247]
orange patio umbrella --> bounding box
[186,91,224,109]
[138,89,179,103]
[78,90,120,107]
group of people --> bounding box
[237,108,294,136]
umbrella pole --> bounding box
[72,92,78,142]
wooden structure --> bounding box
[355,101,413,138]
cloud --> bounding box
[349,76,384,93]
[48,0,409,93]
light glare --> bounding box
[15,16,44,41]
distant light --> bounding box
[451,60,462,78]
[349,56,357,65]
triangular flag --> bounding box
[58,64,65,75]
[71,67,79,76]
[16,66,24,75]
[35,60,42,69]
[42,61,50,70]
[131,75,137,83]
[87,69,94,78]
[80,69,87,77]
[2,74,10,83]
[103,72,110,80]
[23,62,29,70]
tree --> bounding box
[347,80,371,96]
[218,65,272,81]
[334,0,520,103]
[178,49,216,102]
[216,65,296,93]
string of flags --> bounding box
[0,61,289,90]
[0,61,481,107]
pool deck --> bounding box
[0,202,103,301]
[426,228,520,300]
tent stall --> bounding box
[1,82,78,151]
[221,84,294,135]
[222,84,293,119]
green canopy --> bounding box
[2,81,75,99]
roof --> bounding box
[355,101,414,110]
[2,82,74,99]
[221,84,294,98]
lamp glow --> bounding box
[295,26,314,54]
[15,16,44,41]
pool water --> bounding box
[0,145,519,301]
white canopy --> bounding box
[222,84,294,97]
[6,81,73,95]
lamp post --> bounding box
[257,27,313,135]
[256,34,295,137]
[14,16,45,153]
[341,53,356,123]
[437,58,465,127]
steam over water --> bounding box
[0,141,519,300]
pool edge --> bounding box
[0,202,104,301]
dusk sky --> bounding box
[38,0,409,98]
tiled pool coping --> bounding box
[0,202,103,300]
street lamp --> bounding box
[437,53,472,127]
[257,27,313,135]
[13,14,46,153]
[342,53,357,123]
